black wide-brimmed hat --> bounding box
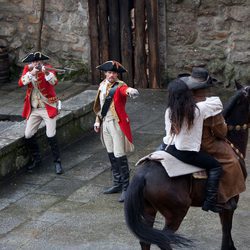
[96,60,127,73]
[21,51,50,63]
[180,67,215,90]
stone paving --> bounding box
[0,83,249,249]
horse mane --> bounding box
[222,90,243,119]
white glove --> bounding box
[127,87,139,99]
[30,67,39,76]
[94,122,100,133]
[42,65,46,72]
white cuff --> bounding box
[45,72,54,81]
[22,72,34,85]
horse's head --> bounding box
[235,80,250,123]
[235,80,250,99]
[223,81,250,123]
[223,80,250,158]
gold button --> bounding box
[243,124,247,130]
[235,125,241,130]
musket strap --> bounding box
[101,82,119,119]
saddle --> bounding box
[137,150,245,206]
[136,150,204,177]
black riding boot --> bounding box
[202,167,223,213]
[117,155,130,203]
[25,136,41,170]
[103,153,122,194]
[47,135,63,174]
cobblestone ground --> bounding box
[0,89,249,250]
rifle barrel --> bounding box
[44,66,66,73]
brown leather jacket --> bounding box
[201,114,246,203]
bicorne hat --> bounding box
[96,60,127,73]
[21,51,50,63]
[180,67,215,90]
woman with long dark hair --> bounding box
[163,68,224,213]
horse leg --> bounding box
[219,209,236,250]
[163,208,189,231]
[139,203,157,250]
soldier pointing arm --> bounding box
[93,60,139,202]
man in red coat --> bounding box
[93,60,139,202]
[18,51,63,174]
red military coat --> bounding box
[93,80,133,143]
[18,64,58,119]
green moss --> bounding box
[56,60,89,82]
[224,63,235,87]
[160,70,170,88]
[9,63,23,81]
[207,59,225,74]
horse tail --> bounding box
[124,165,192,249]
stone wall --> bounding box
[0,0,90,79]
[0,90,96,179]
[166,0,250,85]
[0,0,250,85]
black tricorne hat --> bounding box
[21,51,50,63]
[96,60,127,73]
[179,67,216,90]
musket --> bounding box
[34,64,78,74]
[43,66,78,74]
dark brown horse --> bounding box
[124,83,250,250]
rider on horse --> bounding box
[194,85,246,206]
[162,68,224,213]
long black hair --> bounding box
[167,78,197,135]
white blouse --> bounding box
[163,96,223,152]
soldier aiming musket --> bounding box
[18,51,63,175]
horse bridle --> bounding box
[225,86,250,159]
[227,86,250,131]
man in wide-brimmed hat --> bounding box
[93,60,139,202]
[182,67,245,212]
[18,51,63,175]
[180,66,217,89]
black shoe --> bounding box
[118,190,126,203]
[103,185,122,194]
[27,159,41,171]
[55,161,63,174]
[202,201,223,213]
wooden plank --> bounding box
[119,0,133,86]
[37,0,45,51]
[99,0,109,63]
[134,0,148,88]
[88,0,100,84]
[158,0,167,83]
[108,0,121,62]
[146,0,160,88]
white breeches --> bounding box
[102,119,126,158]
[25,108,57,138]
